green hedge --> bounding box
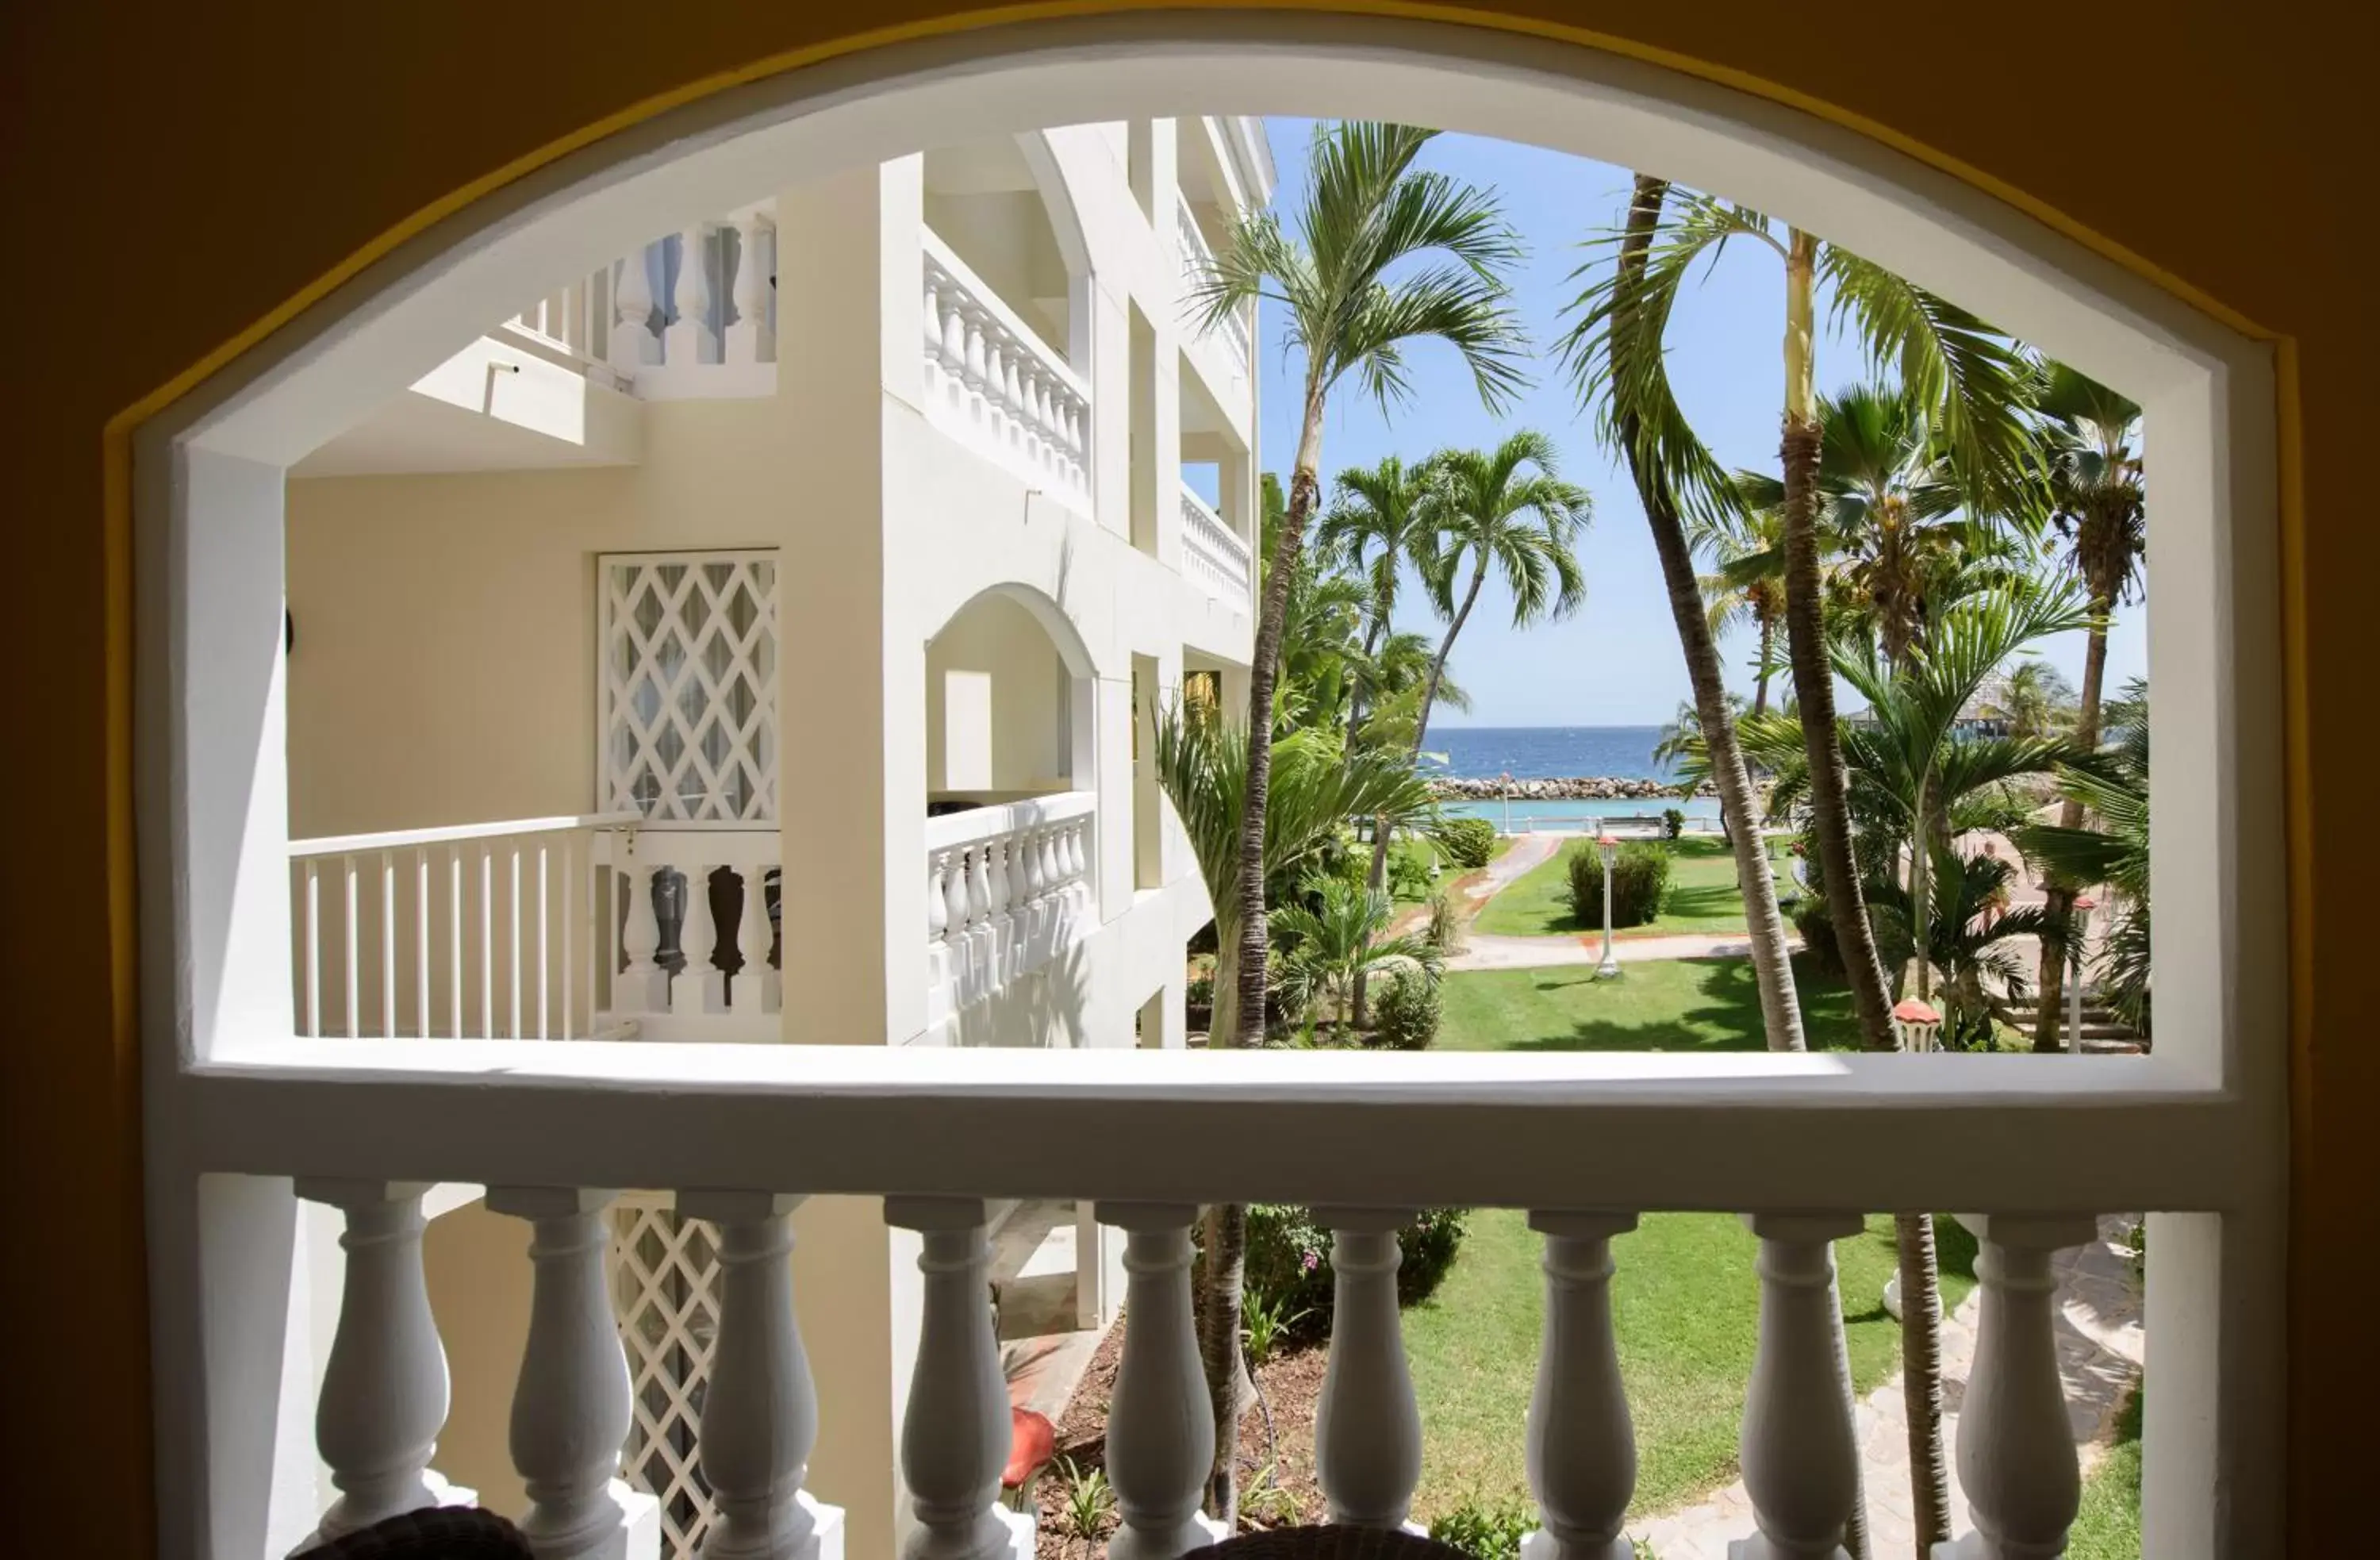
[1565,840,1672,928]
[1439,816,1499,869]
[1242,1205,1468,1343]
[1370,967,1441,1050]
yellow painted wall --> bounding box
[423,1201,537,1519]
[3,4,2367,1553]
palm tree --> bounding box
[1150,702,1445,1519]
[2029,361,2144,1050]
[1868,844,2053,1049]
[1566,180,2040,1554]
[2018,677,2150,1033]
[1994,659,2072,738]
[1700,503,1790,717]
[1272,877,1443,1042]
[1319,455,1436,741]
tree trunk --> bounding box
[1777,225,1916,1558]
[1752,614,1775,719]
[2033,607,2109,1050]
[1615,175,1806,1053]
[1894,1209,1952,1549]
[1206,392,1325,1524]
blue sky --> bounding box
[1249,120,2148,728]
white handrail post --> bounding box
[725,208,777,366]
[1933,1214,2098,1558]
[486,1186,660,1560]
[1732,1212,1864,1560]
[885,1198,1031,1560]
[1096,1205,1226,1560]
[665,225,716,367]
[293,1179,474,1548]
[1314,1208,1424,1531]
[1524,1212,1639,1560]
[611,249,656,374]
[674,1190,844,1560]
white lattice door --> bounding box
[615,1203,723,1560]
[601,552,779,823]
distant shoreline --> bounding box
[1430,774,1717,801]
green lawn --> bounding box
[2067,1386,2143,1559]
[1390,834,1513,905]
[1400,955,1979,1520]
[1471,835,1794,940]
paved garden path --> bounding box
[1448,928,1787,972]
[1633,1216,2146,1559]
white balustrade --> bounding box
[673,1190,841,1560]
[1179,482,1253,601]
[567,208,776,396]
[1733,1213,1865,1560]
[601,831,785,1043]
[665,224,718,368]
[1525,1212,1639,1560]
[1097,1205,1227,1560]
[886,1199,1031,1560]
[923,792,1096,1026]
[486,1187,659,1560]
[920,228,1092,513]
[295,1180,473,1547]
[290,815,638,1041]
[1935,1215,2098,1558]
[1175,194,1252,384]
[1315,1209,1426,1530]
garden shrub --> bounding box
[1369,966,1441,1051]
[1439,816,1498,869]
[1387,845,1434,901]
[1424,890,1464,955]
[1662,806,1686,840]
[1241,1205,1468,1341]
[1429,1497,1535,1560]
[1795,897,1843,977]
[1566,840,1672,928]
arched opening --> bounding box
[135,16,2283,1558]
[924,582,1093,809]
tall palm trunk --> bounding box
[1752,613,1776,718]
[1354,558,1481,1024]
[1205,390,1326,1524]
[2033,602,2109,1050]
[1777,225,1948,1554]
[1615,175,1805,1054]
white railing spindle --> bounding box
[887,1198,1024,1560]
[612,251,656,374]
[416,848,432,1041]
[305,860,322,1038]
[919,229,1092,513]
[1525,1212,1639,1560]
[295,1179,470,1545]
[1315,1209,1424,1530]
[1097,1204,1226,1560]
[1937,1215,2098,1558]
[726,209,777,367]
[486,1186,658,1560]
[1735,1212,1864,1559]
[382,851,397,1039]
[343,856,360,1039]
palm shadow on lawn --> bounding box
[1495,955,1861,1054]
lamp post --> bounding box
[2067,893,2096,1055]
[1594,832,1622,981]
[1500,771,1513,838]
[1880,995,1944,1320]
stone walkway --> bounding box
[1632,1216,2145,1558]
[1449,928,1793,972]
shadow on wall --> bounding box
[949,938,1092,1049]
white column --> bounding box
[1730,1213,1864,1560]
[620,860,666,1019]
[486,1187,660,1560]
[726,209,777,366]
[666,225,716,366]
[687,863,724,1014]
[1096,1205,1226,1560]
[294,1179,473,1547]
[1933,1214,2098,1559]
[885,1199,1031,1560]
[674,1190,842,1560]
[611,249,656,374]
[1523,1212,1639,1560]
[1314,1209,1423,1531]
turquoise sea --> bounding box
[1426,726,1719,832]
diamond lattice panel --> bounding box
[614,1205,723,1560]
[601,553,778,823]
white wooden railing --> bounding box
[201,1039,2149,1560]
[923,790,1096,1028]
[1179,482,1253,601]
[920,227,1092,513]
[605,203,779,399]
[290,817,781,1044]
[1177,193,1253,384]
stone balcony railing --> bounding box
[920,227,1094,513]
[923,790,1098,1028]
[1177,192,1253,386]
[202,1036,2178,1560]
[1180,482,1253,602]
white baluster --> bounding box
[486,1187,658,1560]
[382,850,397,1039]
[1019,371,1047,471]
[1524,1212,1639,1560]
[1732,1212,1864,1560]
[1004,833,1032,933]
[939,294,969,413]
[1064,821,1091,916]
[482,847,497,1038]
[672,1190,839,1560]
[304,859,322,1038]
[416,847,432,1040]
[537,843,552,1040]
[1001,353,1026,455]
[983,340,1010,449]
[294,1180,473,1547]
[611,249,656,374]
[621,858,662,1019]
[964,844,992,931]
[666,225,715,366]
[1935,1214,2098,1559]
[1314,1209,1423,1529]
[927,850,950,943]
[687,862,723,1015]
[742,865,779,1016]
[942,847,972,943]
[449,846,465,1039]
[922,277,946,398]
[885,1199,1026,1560]
[726,209,777,366]
[344,855,361,1039]
[962,315,988,425]
[980,839,1012,985]
[1097,1205,1227,1560]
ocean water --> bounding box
[1426,725,1676,781]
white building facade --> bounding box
[274,117,1273,1559]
